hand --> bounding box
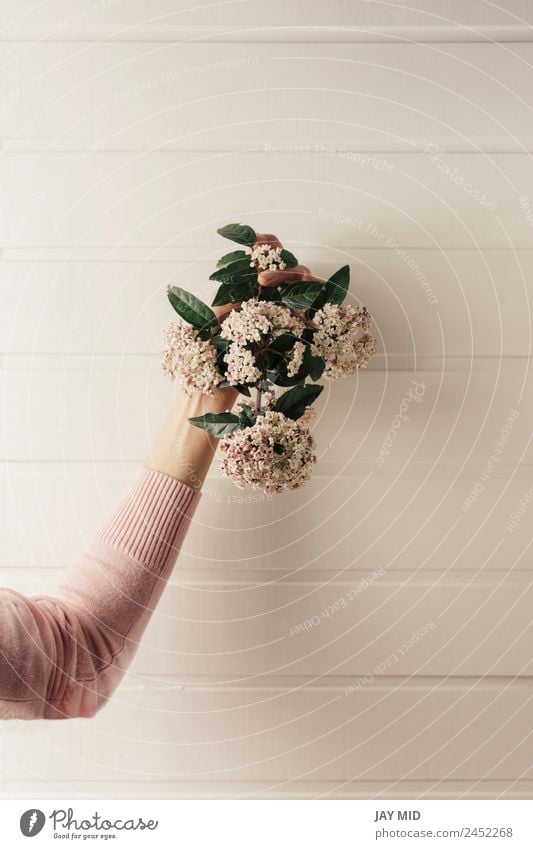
[251,232,318,288]
[150,234,319,485]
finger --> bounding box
[246,232,283,254]
[258,264,319,287]
[212,302,240,324]
[254,232,283,249]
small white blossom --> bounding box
[224,344,262,385]
[162,320,222,396]
[249,243,287,272]
[219,410,317,494]
[312,303,376,380]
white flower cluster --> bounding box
[249,243,287,272]
[219,410,317,494]
[162,320,222,395]
[287,340,306,377]
[223,344,261,385]
[220,298,305,387]
[312,303,376,380]
[220,297,303,344]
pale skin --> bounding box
[146,233,318,486]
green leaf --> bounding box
[272,371,306,387]
[211,335,229,351]
[167,286,217,339]
[188,412,241,438]
[273,442,285,455]
[212,280,258,307]
[217,223,256,246]
[267,332,300,353]
[217,380,251,396]
[258,285,282,303]
[324,265,350,305]
[306,351,326,381]
[209,257,256,284]
[274,383,323,419]
[280,249,299,269]
[217,249,247,268]
[238,403,256,427]
[281,281,323,309]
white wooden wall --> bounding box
[1,0,533,800]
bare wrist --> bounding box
[146,386,238,488]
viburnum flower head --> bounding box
[220,298,304,345]
[162,320,222,396]
[219,410,317,494]
[249,243,286,272]
[312,302,377,380]
[223,344,262,385]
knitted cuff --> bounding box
[97,468,201,570]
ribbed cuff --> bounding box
[97,469,201,571]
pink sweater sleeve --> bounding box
[0,468,201,720]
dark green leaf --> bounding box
[212,279,258,307]
[258,285,282,303]
[266,366,302,387]
[308,289,327,315]
[280,249,299,269]
[216,380,251,397]
[238,403,256,427]
[211,335,229,351]
[306,351,326,381]
[188,412,241,438]
[273,442,285,455]
[209,257,256,284]
[281,281,323,310]
[274,383,323,420]
[238,402,255,416]
[272,372,306,387]
[167,286,217,339]
[217,250,247,268]
[267,332,300,353]
[217,223,256,246]
[324,265,350,305]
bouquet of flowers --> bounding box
[162,223,376,494]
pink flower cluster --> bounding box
[219,410,317,494]
[311,303,377,379]
[162,320,222,395]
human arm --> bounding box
[0,232,312,720]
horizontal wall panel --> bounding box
[3,680,533,782]
[1,367,531,465]
[2,252,532,357]
[1,152,532,248]
[0,1,532,41]
[1,568,531,676]
[3,43,533,151]
[2,780,533,800]
[2,468,533,575]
